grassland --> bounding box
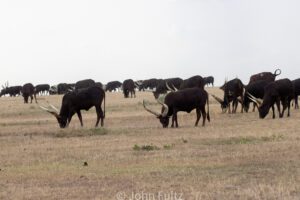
[0,88,299,200]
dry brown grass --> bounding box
[0,88,299,200]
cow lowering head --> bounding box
[248,93,269,118]
[211,94,229,113]
[40,104,69,128]
[143,100,169,128]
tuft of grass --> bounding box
[133,144,160,151]
[163,143,175,150]
[202,135,285,146]
[181,138,188,143]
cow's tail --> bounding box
[274,68,281,76]
[206,92,210,122]
[103,91,106,119]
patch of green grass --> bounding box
[201,135,284,146]
[163,143,175,150]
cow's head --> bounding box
[247,92,272,118]
[211,94,228,113]
[143,100,170,128]
[39,104,69,128]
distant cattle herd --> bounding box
[1,69,300,128]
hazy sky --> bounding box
[1,0,300,86]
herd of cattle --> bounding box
[1,69,300,128]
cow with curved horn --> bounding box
[248,68,281,84]
[40,86,105,128]
[143,87,210,128]
[248,78,293,119]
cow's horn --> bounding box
[142,100,160,117]
[166,82,175,92]
[39,105,60,118]
[161,103,169,117]
[48,103,59,113]
[211,94,223,104]
[172,84,178,91]
[247,92,262,105]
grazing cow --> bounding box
[57,83,72,94]
[143,87,210,128]
[40,86,105,128]
[0,86,22,97]
[292,78,300,109]
[35,84,50,96]
[122,79,136,98]
[248,78,294,118]
[212,78,244,113]
[105,81,122,92]
[248,69,281,84]
[243,80,269,113]
[153,78,183,99]
[179,75,204,90]
[75,79,95,90]
[204,76,214,87]
[22,83,37,103]
[138,78,160,91]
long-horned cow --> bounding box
[143,87,210,128]
[248,69,281,84]
[40,86,105,128]
[212,78,244,113]
[248,78,294,119]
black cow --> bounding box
[75,79,95,90]
[179,75,204,89]
[138,78,159,91]
[292,78,300,109]
[40,86,105,128]
[105,81,122,92]
[153,78,183,99]
[22,83,37,103]
[243,80,269,113]
[57,83,72,94]
[122,79,135,98]
[248,69,281,84]
[212,78,244,113]
[143,87,210,128]
[95,82,103,89]
[249,79,294,119]
[0,86,22,97]
[35,84,50,96]
[204,76,214,87]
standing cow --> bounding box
[248,69,281,84]
[204,76,214,87]
[75,79,95,91]
[122,79,136,98]
[22,83,37,103]
[292,78,300,109]
[35,84,50,96]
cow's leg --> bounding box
[275,99,282,118]
[271,105,275,119]
[76,111,83,126]
[252,103,256,112]
[287,99,291,117]
[195,108,201,126]
[240,97,243,113]
[295,96,299,109]
[280,97,288,118]
[95,105,104,127]
[174,112,179,128]
[201,107,207,126]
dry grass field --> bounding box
[0,87,299,200]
